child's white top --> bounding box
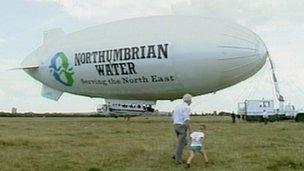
[190,131,204,146]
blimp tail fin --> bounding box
[43,28,65,44]
[9,65,39,70]
[41,84,63,101]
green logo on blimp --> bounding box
[49,52,74,86]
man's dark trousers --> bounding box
[173,124,187,163]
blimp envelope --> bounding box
[21,16,267,101]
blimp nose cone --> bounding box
[216,27,268,89]
[255,37,268,63]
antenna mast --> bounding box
[268,53,285,113]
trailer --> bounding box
[237,56,297,122]
[238,99,275,121]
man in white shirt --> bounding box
[172,94,192,164]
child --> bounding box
[186,125,208,168]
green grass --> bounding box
[0,116,303,171]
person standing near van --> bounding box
[263,110,269,125]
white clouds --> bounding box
[34,0,186,22]
[33,0,304,30]
[172,0,304,29]
[0,89,5,96]
[0,58,36,99]
[0,37,5,43]
[0,37,6,46]
[0,58,20,71]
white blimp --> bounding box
[21,16,267,113]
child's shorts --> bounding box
[189,145,202,153]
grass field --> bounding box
[0,116,303,171]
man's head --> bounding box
[183,93,192,105]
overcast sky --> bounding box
[0,0,303,113]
